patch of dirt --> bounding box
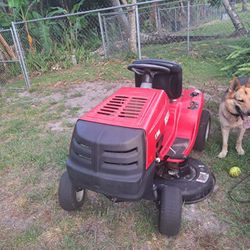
[43,81,133,132]
[64,82,126,111]
[18,91,32,98]
[33,92,64,105]
[79,218,112,244]
[47,121,64,132]
[183,202,229,234]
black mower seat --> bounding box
[129,59,182,99]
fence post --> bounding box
[187,1,190,54]
[11,22,31,88]
[9,27,26,89]
[135,5,141,59]
[98,12,107,58]
[174,8,177,32]
[157,7,162,31]
[103,16,110,57]
[196,4,199,25]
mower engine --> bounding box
[58,59,215,237]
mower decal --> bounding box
[198,164,205,170]
[164,111,170,125]
[196,172,209,183]
[155,129,161,140]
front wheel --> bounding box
[193,109,211,151]
[159,186,183,237]
[58,171,85,211]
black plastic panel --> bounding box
[66,120,155,200]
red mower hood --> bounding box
[80,87,169,130]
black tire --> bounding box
[58,171,85,211]
[193,109,211,151]
[159,186,183,237]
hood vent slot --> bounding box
[97,95,148,118]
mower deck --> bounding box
[154,158,215,203]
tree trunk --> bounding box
[189,0,196,26]
[242,0,248,12]
[112,0,137,53]
[222,0,247,35]
[110,0,130,35]
[178,0,186,29]
[150,2,160,32]
[0,34,16,60]
[128,0,137,53]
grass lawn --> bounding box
[0,46,250,248]
[187,8,250,36]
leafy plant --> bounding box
[221,45,250,76]
[47,0,87,54]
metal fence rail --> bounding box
[3,0,250,88]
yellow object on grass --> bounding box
[229,166,241,177]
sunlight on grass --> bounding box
[29,59,133,91]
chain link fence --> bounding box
[13,11,102,75]
[100,10,131,58]
[0,28,27,89]
[4,0,250,88]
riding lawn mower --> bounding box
[58,59,215,236]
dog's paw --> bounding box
[236,146,245,155]
[218,151,227,158]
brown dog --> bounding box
[218,76,250,158]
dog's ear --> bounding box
[229,77,241,92]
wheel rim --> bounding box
[205,121,210,141]
[75,190,84,202]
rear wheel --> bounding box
[194,109,211,151]
[58,171,85,211]
[159,186,183,236]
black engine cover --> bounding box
[66,120,154,200]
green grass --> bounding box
[142,40,227,85]
[188,10,249,36]
[25,59,133,91]
[1,58,134,91]
[177,5,250,36]
[0,98,69,171]
[188,13,250,37]
[13,225,42,248]
[189,19,234,36]
[142,35,250,84]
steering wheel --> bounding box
[127,63,171,75]
[128,63,171,88]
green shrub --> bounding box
[221,40,250,76]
